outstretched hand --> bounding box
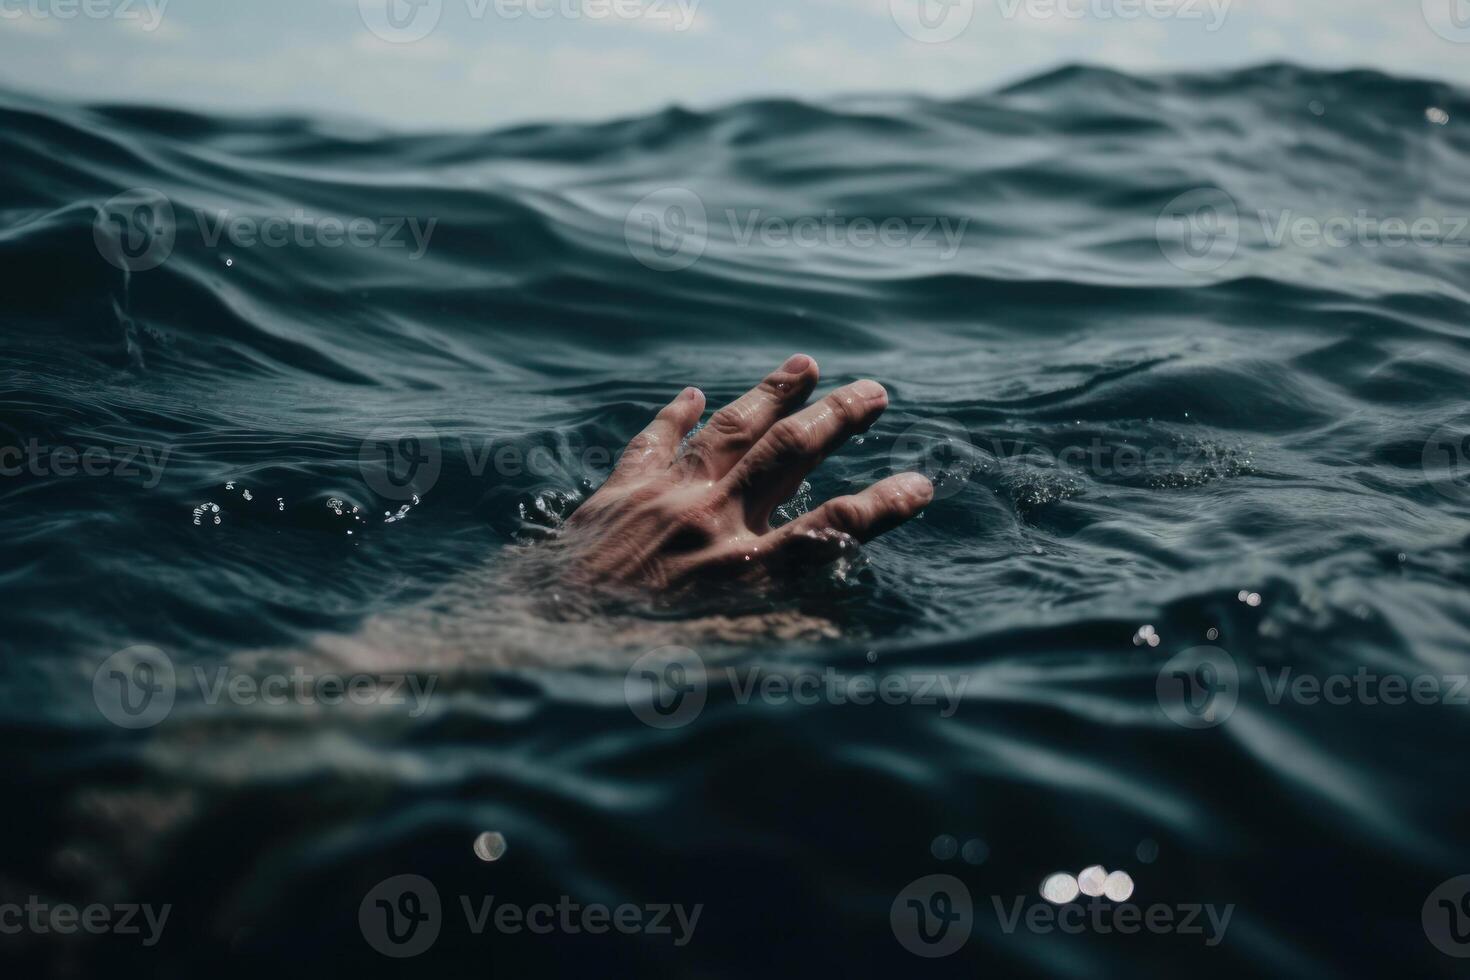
[561,354,933,591]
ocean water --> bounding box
[2,64,1469,977]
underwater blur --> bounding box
[1,61,1470,977]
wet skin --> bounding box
[561,354,934,591]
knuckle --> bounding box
[707,406,750,440]
[682,439,718,474]
[824,496,868,531]
[825,390,857,427]
[766,419,814,460]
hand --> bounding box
[559,354,933,592]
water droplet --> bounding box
[473,831,507,862]
[1041,873,1080,905]
[1077,865,1108,897]
[1246,592,1262,607]
[961,839,988,865]
[1103,870,1135,902]
[1308,100,1325,116]
[1206,627,1219,641]
[930,835,958,860]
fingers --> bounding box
[774,472,934,550]
[681,354,820,480]
[724,379,889,525]
[610,386,705,484]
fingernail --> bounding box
[680,386,701,402]
[782,353,812,373]
[851,379,887,404]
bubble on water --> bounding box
[930,835,958,861]
[1041,873,1080,905]
[1206,627,1219,641]
[866,650,877,663]
[473,831,507,862]
[1308,100,1325,116]
[1136,839,1159,864]
[1078,865,1108,897]
[210,504,220,513]
[854,436,865,445]
[1103,870,1135,902]
[1132,625,1160,648]
[225,481,235,490]
[1246,592,1262,607]
[773,480,814,525]
[1426,107,1450,126]
[961,839,988,865]
[277,498,284,511]
[242,489,252,501]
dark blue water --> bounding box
[2,64,1470,978]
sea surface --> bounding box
[1,64,1469,978]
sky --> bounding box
[0,0,1467,130]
